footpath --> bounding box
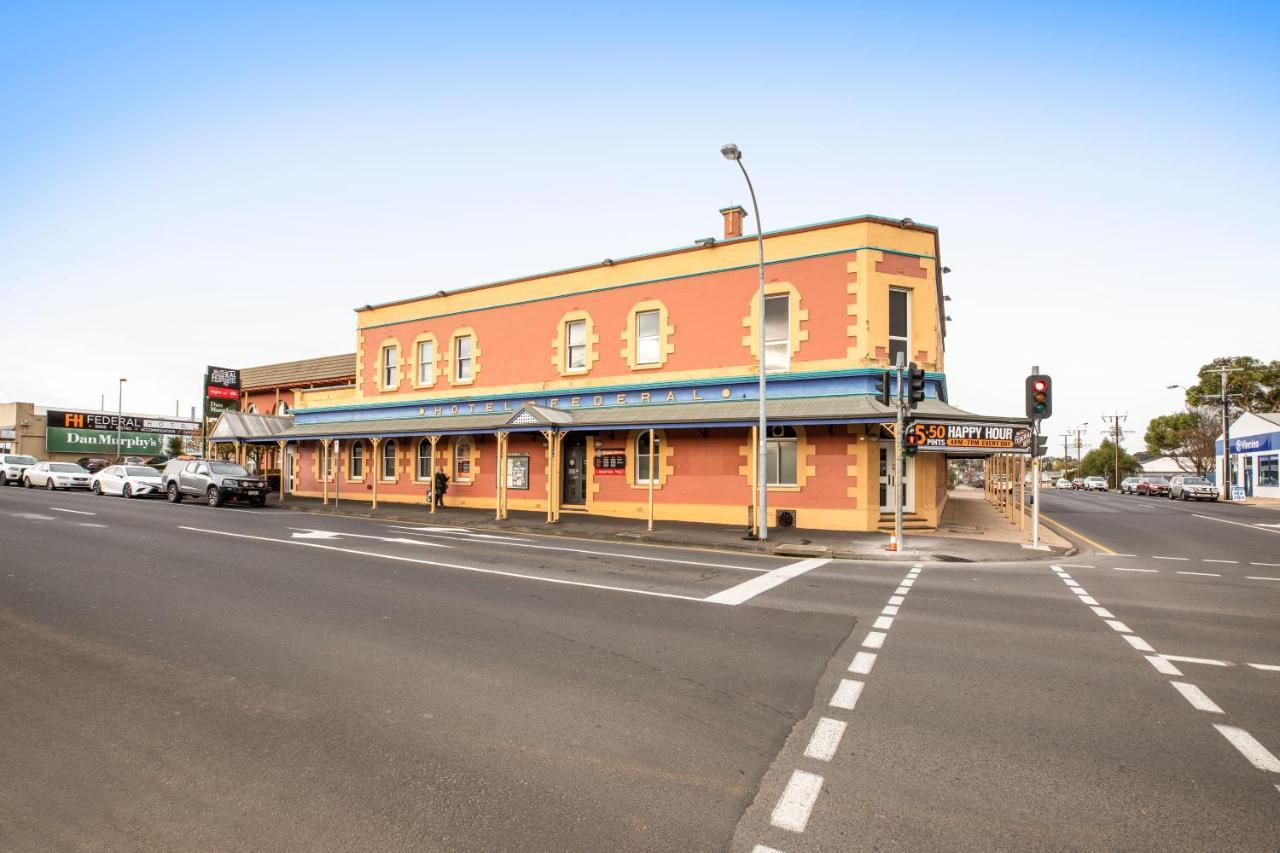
[269,485,1072,563]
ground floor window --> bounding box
[349,441,364,479]
[634,432,660,484]
[417,438,432,480]
[1259,454,1279,488]
[455,437,472,482]
[382,439,397,480]
[766,427,798,486]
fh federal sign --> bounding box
[909,422,1034,454]
[45,409,200,457]
[205,365,241,417]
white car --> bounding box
[1055,478,1072,489]
[0,453,38,486]
[23,461,92,490]
[91,465,164,498]
[1084,476,1109,491]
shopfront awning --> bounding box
[208,411,294,443]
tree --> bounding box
[1081,440,1140,486]
[1184,356,1280,414]
[1144,407,1218,476]
[166,435,185,457]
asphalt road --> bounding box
[1,484,1277,851]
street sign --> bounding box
[908,422,1034,454]
[1230,486,1246,502]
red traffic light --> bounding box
[1033,379,1048,393]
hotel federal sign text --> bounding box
[45,409,200,456]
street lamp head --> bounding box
[720,143,741,161]
[1166,384,1179,390]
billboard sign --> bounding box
[44,409,200,457]
[908,422,1034,454]
[205,365,241,417]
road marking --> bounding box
[899,579,914,588]
[1213,725,1280,772]
[1077,595,1098,605]
[178,526,713,603]
[12,512,57,520]
[393,526,775,573]
[1194,514,1280,534]
[770,769,824,832]
[1114,567,1159,573]
[704,558,832,605]
[862,631,886,649]
[289,528,452,547]
[50,507,95,516]
[1246,576,1280,582]
[888,595,905,606]
[752,846,786,853]
[881,605,899,616]
[1090,606,1116,618]
[849,651,877,675]
[830,679,864,710]
[1146,655,1184,676]
[1060,564,1094,569]
[1178,571,1221,577]
[1040,514,1116,554]
[1162,655,1233,667]
[1123,635,1156,653]
[872,615,894,630]
[1152,556,1188,561]
[387,525,530,542]
[78,522,107,528]
[1063,579,1081,587]
[1203,559,1237,564]
[1109,553,1137,557]
[893,586,909,595]
[1251,562,1280,567]
[1170,682,1224,714]
[1070,587,1089,596]
[803,717,848,762]
[1247,663,1280,672]
[1104,620,1132,633]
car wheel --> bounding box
[46,479,56,491]
[252,495,266,508]
[167,483,183,503]
[123,484,133,499]
[207,487,223,507]
[92,482,102,495]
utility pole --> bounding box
[1200,366,1242,500]
[1100,414,1128,489]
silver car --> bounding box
[0,453,37,486]
[23,461,92,490]
[1169,475,1218,501]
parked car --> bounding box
[1169,475,1219,501]
[1071,478,1086,490]
[23,461,92,490]
[1055,478,1073,489]
[0,453,38,486]
[76,457,110,474]
[1119,477,1140,495]
[1135,476,1170,497]
[1084,476,1109,491]
[161,459,269,507]
[91,465,164,498]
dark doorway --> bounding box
[562,434,588,506]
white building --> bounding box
[1141,455,1196,477]
[1215,412,1280,499]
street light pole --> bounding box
[117,378,128,462]
[1197,367,1242,500]
[721,143,769,542]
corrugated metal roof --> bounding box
[240,353,357,390]
[209,412,294,441]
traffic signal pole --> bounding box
[893,354,905,552]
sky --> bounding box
[2,2,1277,455]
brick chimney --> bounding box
[720,205,747,239]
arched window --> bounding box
[766,426,798,486]
[635,431,661,485]
[382,439,397,481]
[245,402,258,414]
[454,436,472,483]
[349,441,364,479]
[276,400,290,415]
[417,438,432,481]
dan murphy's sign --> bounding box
[205,365,241,417]
[45,409,200,457]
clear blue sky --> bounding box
[2,2,1276,452]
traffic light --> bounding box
[872,370,891,407]
[904,429,921,456]
[1025,374,1052,420]
[907,363,926,409]
[1034,434,1049,457]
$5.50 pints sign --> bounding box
[909,422,1033,453]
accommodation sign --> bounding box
[908,422,1033,453]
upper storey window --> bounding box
[381,344,399,389]
[565,320,587,372]
[636,310,660,366]
[763,294,790,372]
[889,288,911,366]
[455,335,473,382]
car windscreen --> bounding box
[209,462,250,476]
[1183,477,1209,485]
[50,463,86,473]
[5,455,38,465]
[1144,478,1169,485]
[125,467,160,476]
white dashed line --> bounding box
[1064,579,1081,588]
[1060,564,1094,568]
[1146,655,1184,676]
[704,558,833,605]
[1169,682,1224,714]
[1071,588,1090,596]
[899,579,915,588]
[1245,576,1280,582]
[1203,559,1237,564]
[803,717,848,762]
[753,845,786,853]
[1162,655,1233,667]
[849,651,877,675]
[1090,606,1116,618]
[862,631,886,650]
[1110,553,1138,557]
[1247,663,1280,672]
[1104,620,1132,633]
[1194,514,1280,534]
[1213,725,1280,773]
[872,616,894,630]
[830,679,865,710]
[1079,596,1100,605]
[1114,567,1158,573]
[770,770,824,832]
[887,595,905,606]
[1251,562,1280,567]
[79,522,107,528]
[1152,556,1189,561]
[1178,571,1221,577]
[50,507,95,515]
[881,605,899,616]
[893,586,909,595]
[1122,635,1156,653]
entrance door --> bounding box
[562,434,588,506]
[1244,456,1254,497]
[878,446,915,513]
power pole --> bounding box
[1200,366,1242,500]
[1100,413,1129,489]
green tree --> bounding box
[1081,440,1141,487]
[166,435,185,457]
[1184,356,1280,414]
[1144,407,1218,476]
